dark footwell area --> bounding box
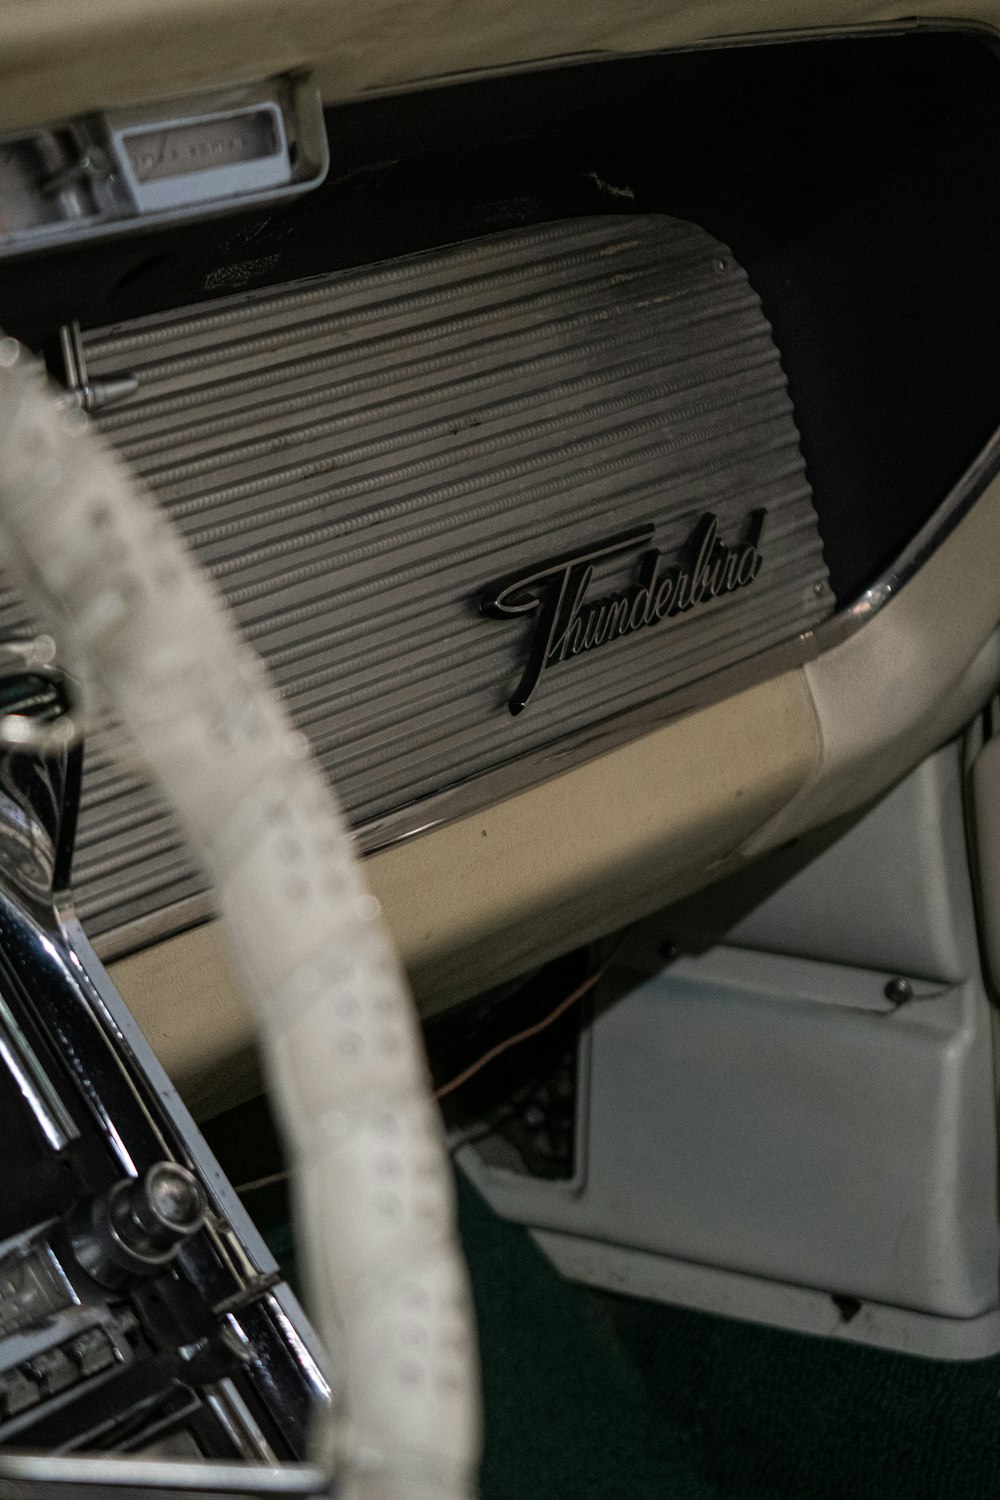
[204,1098,1000,1500]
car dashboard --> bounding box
[1,1,1000,1490]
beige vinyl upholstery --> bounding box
[111,670,818,1111]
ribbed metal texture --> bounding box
[26,214,829,955]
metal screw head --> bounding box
[884,977,913,1007]
[78,146,111,181]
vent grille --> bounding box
[24,215,830,955]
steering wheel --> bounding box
[0,335,481,1500]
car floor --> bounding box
[203,1098,1000,1500]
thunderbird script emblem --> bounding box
[481,510,766,714]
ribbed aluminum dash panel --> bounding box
[36,214,831,955]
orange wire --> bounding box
[235,940,627,1192]
[433,943,623,1101]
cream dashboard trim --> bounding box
[0,6,995,136]
[111,460,1000,1110]
[111,666,818,1112]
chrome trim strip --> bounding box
[0,1452,329,1494]
[0,986,79,1152]
[91,893,221,963]
[842,421,1000,625]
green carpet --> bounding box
[600,1291,1000,1500]
[204,1098,1000,1500]
[456,1173,709,1500]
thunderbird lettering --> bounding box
[480,510,767,714]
